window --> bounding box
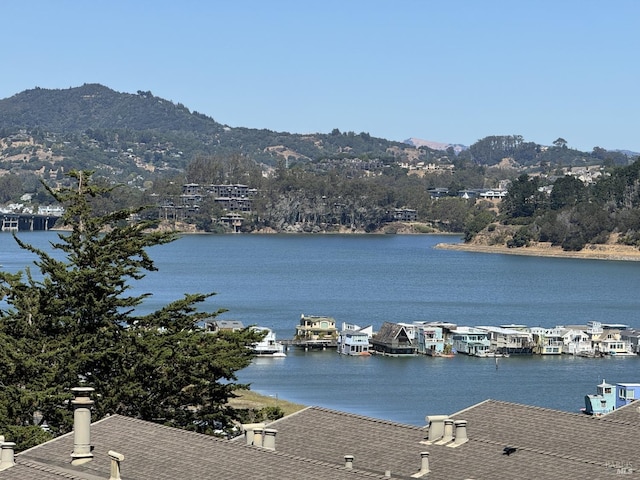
[619,388,635,400]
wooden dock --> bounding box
[280,339,338,351]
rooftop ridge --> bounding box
[16,457,86,479]
[469,437,613,469]
[238,442,403,479]
[479,399,594,417]
[308,405,426,431]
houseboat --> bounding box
[294,314,338,346]
[476,325,534,355]
[586,321,635,356]
[450,326,491,356]
[370,322,416,356]
[413,322,446,356]
[251,327,286,357]
[337,323,372,356]
[583,379,640,415]
[530,326,564,355]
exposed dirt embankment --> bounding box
[437,226,640,262]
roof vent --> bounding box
[108,451,124,480]
[262,428,277,451]
[448,420,469,448]
[242,423,266,446]
[70,387,95,466]
[423,415,449,444]
[435,418,454,445]
[0,438,16,471]
[503,446,517,456]
[252,427,264,448]
[410,451,430,478]
[344,455,354,469]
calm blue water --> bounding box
[3,232,640,425]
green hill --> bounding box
[0,84,412,178]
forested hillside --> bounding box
[0,84,638,241]
[489,160,640,251]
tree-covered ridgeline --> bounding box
[498,160,640,251]
[0,171,264,450]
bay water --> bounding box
[2,232,639,425]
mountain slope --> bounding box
[0,84,417,178]
[0,84,225,134]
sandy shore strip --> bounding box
[436,241,640,262]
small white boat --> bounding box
[251,327,286,357]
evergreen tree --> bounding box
[0,171,263,450]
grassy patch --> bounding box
[229,390,306,417]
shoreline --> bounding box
[436,241,640,262]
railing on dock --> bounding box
[280,338,338,351]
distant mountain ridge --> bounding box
[403,137,467,154]
[0,84,415,171]
[0,84,636,180]
[0,83,224,134]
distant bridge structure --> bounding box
[1,213,60,232]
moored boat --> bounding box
[251,327,286,357]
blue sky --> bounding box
[2,1,639,152]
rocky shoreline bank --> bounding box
[436,241,640,262]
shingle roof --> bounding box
[266,402,640,479]
[2,399,639,479]
[1,415,398,480]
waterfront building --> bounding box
[205,319,245,333]
[560,326,592,355]
[414,323,445,355]
[337,323,372,355]
[450,326,490,356]
[621,329,640,354]
[530,326,564,355]
[370,321,415,355]
[587,321,634,355]
[294,314,338,341]
[583,379,616,415]
[615,383,640,409]
[476,325,534,355]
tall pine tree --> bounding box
[0,171,263,449]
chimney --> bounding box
[108,451,124,480]
[410,451,430,478]
[423,415,448,444]
[0,439,15,471]
[435,419,454,445]
[70,386,95,466]
[344,455,354,469]
[448,420,468,448]
[262,428,277,451]
[242,423,266,446]
[252,427,264,448]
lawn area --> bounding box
[228,390,306,417]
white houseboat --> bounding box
[337,323,372,356]
[450,326,491,356]
[251,327,286,357]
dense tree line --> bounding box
[176,154,498,236]
[498,160,640,250]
